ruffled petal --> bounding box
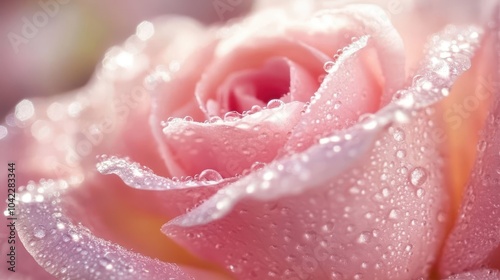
[161,25,482,280]
[96,156,228,215]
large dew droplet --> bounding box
[409,167,428,187]
[266,99,284,109]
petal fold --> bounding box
[161,25,483,280]
[15,180,222,280]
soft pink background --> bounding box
[0,0,253,117]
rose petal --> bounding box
[439,10,500,275]
[283,35,383,154]
[15,179,225,280]
[161,25,482,279]
[443,269,500,280]
[159,102,304,177]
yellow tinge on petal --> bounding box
[91,177,233,279]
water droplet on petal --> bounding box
[208,116,222,124]
[359,114,377,130]
[396,149,406,159]
[251,162,266,171]
[33,226,46,239]
[333,101,342,110]
[389,209,399,219]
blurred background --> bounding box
[0,0,254,117]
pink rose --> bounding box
[1,0,499,279]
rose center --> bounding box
[216,57,291,114]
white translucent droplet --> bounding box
[199,169,223,182]
[357,232,371,244]
[392,128,405,142]
[389,209,399,219]
[0,125,7,140]
[323,61,335,73]
[416,188,425,198]
[33,226,46,239]
[477,140,487,152]
[224,111,242,122]
[396,149,406,159]
[267,99,284,109]
[409,167,428,187]
[21,193,32,203]
[359,114,378,130]
[15,99,35,122]
[99,257,113,270]
[333,101,342,110]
